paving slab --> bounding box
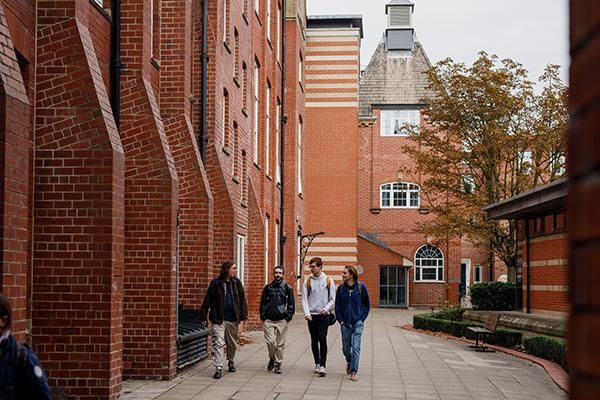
[123,309,566,400]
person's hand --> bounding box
[305,314,312,321]
[320,309,327,315]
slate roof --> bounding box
[358,39,434,116]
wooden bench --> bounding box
[467,312,500,352]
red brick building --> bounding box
[0,0,305,398]
[486,178,568,315]
[303,1,493,309]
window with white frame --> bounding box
[92,0,104,6]
[236,234,246,284]
[414,244,444,282]
[255,0,259,14]
[275,100,281,184]
[380,182,420,208]
[222,90,229,148]
[253,60,260,164]
[223,0,229,43]
[265,82,271,176]
[474,265,483,284]
[265,215,270,284]
[380,109,420,136]
[298,52,303,84]
[266,0,271,41]
[274,221,279,269]
[276,3,281,62]
[297,119,303,195]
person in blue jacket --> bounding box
[335,265,370,382]
[0,293,52,400]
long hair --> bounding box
[344,265,359,282]
[0,293,11,330]
[219,261,235,280]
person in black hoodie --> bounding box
[0,293,52,400]
[200,261,248,379]
[259,266,295,374]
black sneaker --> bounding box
[346,362,351,375]
[228,360,236,373]
[267,358,275,371]
[213,368,222,379]
[274,363,282,374]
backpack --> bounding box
[305,275,334,298]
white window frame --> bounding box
[255,0,259,14]
[265,83,271,176]
[221,92,227,147]
[265,215,270,284]
[223,0,228,43]
[253,61,260,164]
[274,221,279,269]
[414,244,444,282]
[236,235,246,284]
[297,120,303,195]
[275,100,281,184]
[276,3,281,62]
[380,182,420,209]
[298,53,303,84]
[380,109,420,136]
[474,265,483,284]
[266,0,271,41]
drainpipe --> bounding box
[525,216,531,313]
[110,0,123,128]
[278,0,287,270]
[199,0,209,163]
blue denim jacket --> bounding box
[335,281,370,326]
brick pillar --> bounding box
[0,4,31,340]
[160,0,214,310]
[120,0,179,380]
[34,1,125,399]
[568,1,600,398]
[247,182,265,330]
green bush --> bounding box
[471,282,516,310]
[523,336,567,368]
[413,313,522,348]
[431,306,466,321]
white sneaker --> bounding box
[318,366,326,377]
[313,364,320,373]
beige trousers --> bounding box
[263,319,289,364]
[211,321,239,368]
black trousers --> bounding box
[307,314,329,367]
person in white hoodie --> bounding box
[301,257,336,377]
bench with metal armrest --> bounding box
[467,312,500,352]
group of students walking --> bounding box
[200,257,370,382]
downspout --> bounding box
[278,0,287,270]
[525,216,531,313]
[200,0,209,162]
[110,0,123,129]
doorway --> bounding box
[460,259,472,307]
[379,266,407,307]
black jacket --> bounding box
[200,277,248,324]
[259,279,295,322]
[0,335,52,400]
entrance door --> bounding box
[379,266,407,307]
[460,259,472,307]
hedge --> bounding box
[413,313,522,348]
[430,306,466,322]
[470,282,516,311]
[523,336,567,369]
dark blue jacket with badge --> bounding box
[0,334,52,400]
[335,281,371,326]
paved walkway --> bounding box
[122,309,566,400]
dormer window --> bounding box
[380,109,420,136]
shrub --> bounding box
[431,306,466,321]
[413,313,522,348]
[470,282,516,310]
[523,336,567,368]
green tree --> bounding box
[402,52,567,271]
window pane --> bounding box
[438,268,444,281]
[389,268,397,285]
[398,268,406,285]
[397,287,406,305]
[415,267,421,280]
[380,286,388,304]
[422,268,437,280]
[380,267,388,285]
[382,191,390,207]
[410,192,419,207]
[389,286,397,304]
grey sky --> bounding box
[307,0,569,86]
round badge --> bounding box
[34,366,43,378]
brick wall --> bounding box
[119,0,179,380]
[568,1,600,398]
[33,2,125,399]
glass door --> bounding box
[379,266,407,307]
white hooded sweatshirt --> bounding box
[301,272,336,316]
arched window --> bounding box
[414,244,444,282]
[380,182,420,208]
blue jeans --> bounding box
[340,320,364,373]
